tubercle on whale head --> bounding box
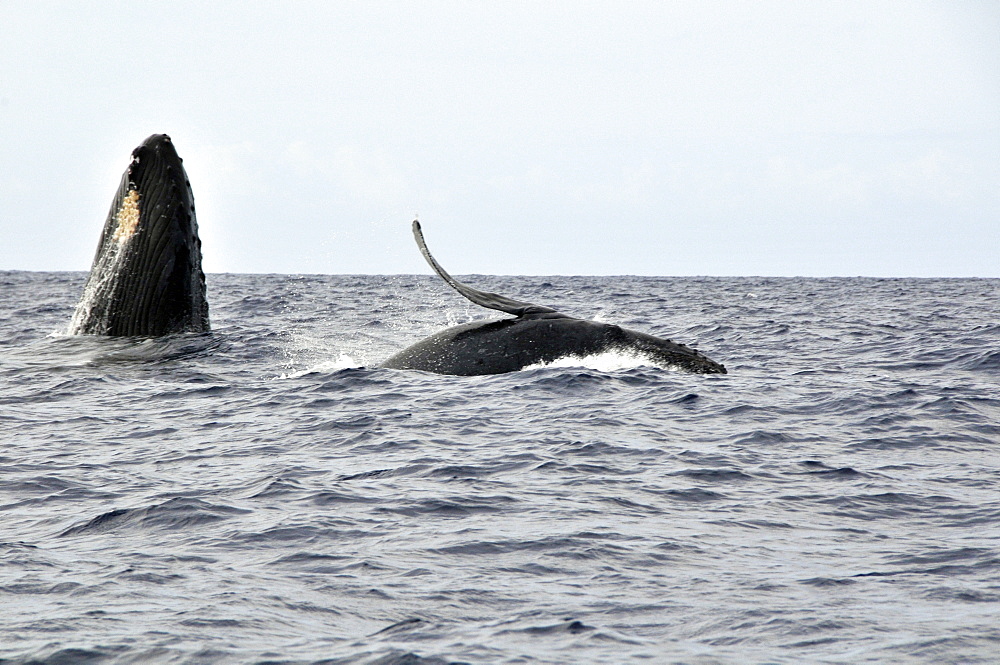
[128,134,182,175]
[121,134,196,224]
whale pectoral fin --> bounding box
[412,220,559,318]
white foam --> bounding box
[67,242,129,335]
[276,353,362,379]
[523,348,670,373]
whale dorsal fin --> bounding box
[412,220,560,318]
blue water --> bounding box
[2,272,998,664]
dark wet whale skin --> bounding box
[70,134,208,336]
[381,221,726,375]
[382,314,726,375]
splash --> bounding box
[276,353,363,379]
[67,246,126,334]
[67,189,142,335]
[524,348,678,372]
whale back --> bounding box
[381,316,726,375]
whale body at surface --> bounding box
[381,222,726,375]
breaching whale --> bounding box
[69,134,209,336]
[381,221,726,375]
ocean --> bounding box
[1,271,998,664]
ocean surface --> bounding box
[1,271,998,664]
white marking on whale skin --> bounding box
[110,189,141,244]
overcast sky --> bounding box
[1,1,997,276]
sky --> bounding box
[1,1,997,276]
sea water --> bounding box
[1,272,998,664]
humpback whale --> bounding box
[69,134,209,336]
[381,221,726,375]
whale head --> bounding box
[70,134,209,336]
